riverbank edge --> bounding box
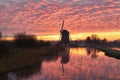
[0,46,65,75]
[90,45,120,59]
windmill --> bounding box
[60,20,70,45]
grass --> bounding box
[0,46,64,74]
[99,47,120,59]
[90,44,120,59]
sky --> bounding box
[0,0,120,40]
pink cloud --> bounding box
[0,0,119,35]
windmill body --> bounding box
[60,20,70,45]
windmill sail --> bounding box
[60,20,64,31]
[62,63,64,73]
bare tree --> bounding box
[0,32,1,39]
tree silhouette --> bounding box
[86,36,91,44]
[0,32,1,39]
[102,38,108,44]
[14,32,37,48]
[85,34,108,45]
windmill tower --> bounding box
[60,20,70,45]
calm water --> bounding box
[112,48,120,51]
[0,47,120,80]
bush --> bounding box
[14,32,51,48]
[14,32,37,48]
[37,40,51,47]
[0,41,8,53]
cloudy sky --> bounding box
[0,0,120,36]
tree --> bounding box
[86,36,91,44]
[0,32,1,39]
[14,32,37,48]
[85,34,102,44]
[102,38,108,44]
[91,34,100,43]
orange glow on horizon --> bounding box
[2,31,120,41]
[36,32,120,41]
[1,37,14,41]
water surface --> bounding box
[112,47,120,51]
[0,47,120,80]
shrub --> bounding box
[37,40,51,47]
[14,32,37,48]
[0,41,8,53]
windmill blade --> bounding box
[60,20,64,31]
[62,63,64,73]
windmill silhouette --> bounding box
[60,20,70,45]
[60,48,70,74]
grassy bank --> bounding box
[99,47,120,59]
[91,45,120,59]
[0,46,64,74]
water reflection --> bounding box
[60,48,70,64]
[86,47,91,55]
[86,47,100,59]
[0,55,61,80]
[112,48,120,51]
[70,47,101,59]
[60,48,70,73]
[0,47,120,80]
[0,61,43,80]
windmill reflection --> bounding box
[60,48,70,73]
[86,47,99,59]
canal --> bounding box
[0,47,120,80]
